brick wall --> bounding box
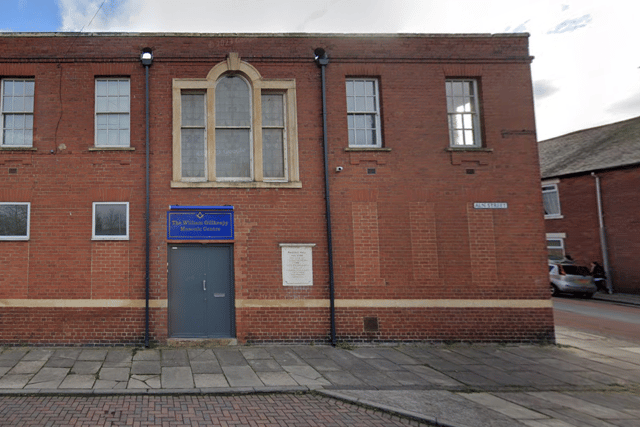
[0,34,553,344]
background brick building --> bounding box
[0,33,553,345]
[540,116,640,294]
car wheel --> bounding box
[550,284,559,297]
[582,292,594,299]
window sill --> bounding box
[89,147,135,151]
[0,238,29,241]
[544,215,564,220]
[171,181,303,189]
[0,147,36,151]
[344,147,392,152]
[92,238,129,241]
[446,147,493,152]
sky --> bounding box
[1,0,639,141]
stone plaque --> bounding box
[280,243,316,286]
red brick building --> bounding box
[0,33,553,345]
[540,116,640,294]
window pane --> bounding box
[97,130,107,145]
[216,76,250,127]
[96,80,107,96]
[446,79,481,147]
[262,94,283,127]
[0,204,28,237]
[94,204,127,236]
[25,81,35,96]
[216,128,251,178]
[2,96,13,112]
[181,93,205,127]
[263,128,284,178]
[181,128,206,178]
[345,80,354,96]
[542,189,561,215]
[3,81,14,96]
[13,81,24,97]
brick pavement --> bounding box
[0,394,427,426]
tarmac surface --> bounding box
[0,292,639,426]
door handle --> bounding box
[203,280,206,291]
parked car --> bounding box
[549,261,597,298]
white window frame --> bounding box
[171,53,300,188]
[1,79,35,148]
[446,79,482,147]
[92,202,129,240]
[542,180,562,219]
[95,78,130,147]
[0,202,30,241]
[546,233,566,260]
[345,78,382,148]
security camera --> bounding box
[336,166,343,172]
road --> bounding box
[552,296,640,343]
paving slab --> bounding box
[103,350,133,367]
[161,367,194,389]
[402,364,466,388]
[255,371,298,387]
[93,379,119,389]
[282,365,331,387]
[238,347,271,360]
[460,392,550,420]
[221,366,263,387]
[321,371,366,387]
[0,374,32,389]
[21,349,53,361]
[247,358,283,372]
[99,367,130,382]
[44,357,76,368]
[78,349,108,361]
[131,374,161,389]
[190,360,222,374]
[187,349,217,361]
[214,349,247,366]
[52,349,82,360]
[133,349,160,361]
[193,373,228,388]
[161,349,189,367]
[131,361,161,375]
[267,348,307,366]
[0,350,29,364]
[304,357,342,372]
[364,357,401,371]
[25,368,68,389]
[371,348,422,365]
[530,392,637,420]
[71,361,102,375]
[58,374,96,389]
[8,360,46,375]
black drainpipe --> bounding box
[140,48,153,347]
[314,48,336,346]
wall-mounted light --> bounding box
[140,48,153,66]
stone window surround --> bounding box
[171,53,300,189]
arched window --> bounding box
[172,53,299,188]
[215,75,252,179]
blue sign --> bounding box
[167,206,234,240]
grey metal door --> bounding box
[168,245,234,338]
